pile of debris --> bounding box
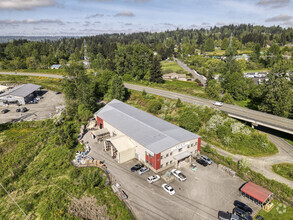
[218,164,236,177]
[68,196,110,220]
[111,182,128,200]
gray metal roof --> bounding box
[0,84,41,98]
[96,99,200,154]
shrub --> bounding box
[147,100,162,114]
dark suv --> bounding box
[196,158,208,166]
[131,164,144,172]
[233,207,252,220]
[234,200,253,215]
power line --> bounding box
[5,146,103,218]
[0,182,29,219]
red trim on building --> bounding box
[197,137,201,152]
[96,116,104,129]
[145,152,161,170]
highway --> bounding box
[1,71,292,135]
[124,83,293,135]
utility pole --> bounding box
[229,32,233,47]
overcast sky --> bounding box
[0,0,292,36]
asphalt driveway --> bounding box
[83,131,260,220]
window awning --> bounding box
[173,151,191,161]
[107,135,135,152]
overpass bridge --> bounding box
[125,83,293,136]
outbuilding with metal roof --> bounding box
[0,83,41,105]
[94,99,201,172]
[240,182,273,208]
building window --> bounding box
[166,162,169,166]
[170,160,173,164]
[161,164,163,168]
[166,153,169,158]
[187,145,190,148]
[150,163,152,166]
[161,156,163,159]
[170,152,173,156]
[178,148,182,152]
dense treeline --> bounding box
[1,24,293,70]
[0,24,293,118]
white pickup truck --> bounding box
[171,169,187,181]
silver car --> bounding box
[201,155,213,165]
[138,167,150,175]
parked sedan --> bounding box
[138,167,150,175]
[171,169,186,181]
[1,109,9,114]
[196,158,209,166]
[234,200,253,215]
[162,184,175,195]
[147,175,160,183]
[130,164,144,172]
[201,155,213,165]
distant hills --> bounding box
[0,36,79,43]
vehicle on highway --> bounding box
[201,155,213,165]
[131,164,144,172]
[20,107,28,112]
[1,109,9,114]
[233,207,252,220]
[171,169,187,181]
[147,175,160,183]
[138,167,150,175]
[213,101,223,107]
[16,108,21,112]
[234,200,253,215]
[55,91,61,95]
[162,184,175,195]
[196,158,209,166]
[218,211,239,220]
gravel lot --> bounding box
[0,90,65,124]
[83,132,260,220]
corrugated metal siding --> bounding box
[119,148,136,164]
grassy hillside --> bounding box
[0,74,64,92]
[272,163,293,181]
[0,120,132,219]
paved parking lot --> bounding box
[83,132,260,220]
[0,90,65,124]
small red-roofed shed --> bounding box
[240,182,273,206]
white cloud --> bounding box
[0,0,56,10]
[265,14,292,22]
[0,19,65,25]
[114,11,135,17]
[257,0,290,8]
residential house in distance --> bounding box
[50,64,62,69]
[163,73,188,81]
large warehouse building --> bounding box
[94,99,201,172]
[0,83,41,105]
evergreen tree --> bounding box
[107,75,125,101]
[204,38,215,52]
[206,79,221,100]
[149,56,163,83]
